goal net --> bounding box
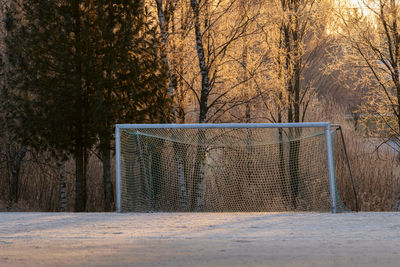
[115,123,350,213]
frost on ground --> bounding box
[0,212,400,267]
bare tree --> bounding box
[335,0,400,152]
[248,0,337,207]
[187,0,259,210]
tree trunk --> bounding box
[135,134,153,211]
[279,130,289,207]
[191,0,210,123]
[58,158,67,212]
[74,145,87,212]
[101,132,114,212]
[72,0,87,212]
[189,0,210,210]
[156,1,188,210]
[240,5,255,208]
[281,1,302,209]
[149,148,162,210]
[156,0,177,120]
[191,130,206,211]
[9,146,26,203]
[289,137,300,208]
[173,142,188,211]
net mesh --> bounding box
[118,126,348,212]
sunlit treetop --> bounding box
[327,0,381,35]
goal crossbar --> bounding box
[115,122,340,213]
[116,122,339,129]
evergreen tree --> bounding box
[4,0,95,211]
[3,0,170,211]
[87,0,170,211]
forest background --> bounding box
[0,0,400,212]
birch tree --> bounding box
[251,0,336,207]
[153,0,189,210]
[184,0,261,210]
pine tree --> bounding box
[4,0,95,211]
[88,0,170,211]
[3,0,170,211]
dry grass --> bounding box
[0,152,116,212]
[310,98,400,211]
[0,153,60,211]
[1,99,399,212]
[338,128,400,211]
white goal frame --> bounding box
[115,122,339,213]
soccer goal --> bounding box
[115,122,352,213]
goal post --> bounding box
[115,122,349,213]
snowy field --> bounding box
[1,212,400,266]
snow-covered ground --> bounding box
[0,212,400,266]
